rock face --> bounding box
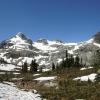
[93,32,100,43]
[0,32,100,71]
[37,39,48,45]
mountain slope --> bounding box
[0,32,100,71]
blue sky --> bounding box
[0,0,100,42]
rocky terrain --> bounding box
[0,32,100,71]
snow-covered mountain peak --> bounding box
[16,32,27,40]
[9,32,33,45]
[10,33,28,45]
[0,32,33,50]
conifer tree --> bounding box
[30,60,34,73]
[52,62,55,70]
[30,59,38,73]
[65,50,74,68]
[70,54,74,67]
[93,50,100,66]
[61,58,66,68]
[66,50,68,59]
[75,55,80,67]
[22,61,28,73]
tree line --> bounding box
[52,50,83,71]
[22,50,83,73]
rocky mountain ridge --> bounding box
[0,32,100,71]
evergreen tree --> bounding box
[65,50,69,67]
[22,62,28,73]
[30,60,34,73]
[75,55,80,67]
[93,50,100,66]
[66,50,68,59]
[30,59,38,73]
[60,58,66,68]
[70,54,74,67]
[52,62,55,70]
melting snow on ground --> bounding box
[0,64,19,71]
[0,72,5,74]
[80,67,93,70]
[33,74,41,77]
[34,76,57,81]
[13,72,20,75]
[73,73,97,82]
[42,68,51,72]
[57,58,62,63]
[0,82,41,100]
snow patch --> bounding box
[12,77,23,81]
[0,64,20,71]
[33,74,41,77]
[93,43,100,47]
[33,42,57,51]
[73,73,97,82]
[57,59,62,63]
[80,67,93,71]
[22,57,34,64]
[48,40,63,45]
[64,43,77,46]
[0,72,5,74]
[68,50,74,54]
[73,45,79,51]
[86,38,94,43]
[13,72,20,75]
[0,82,41,100]
[34,76,57,81]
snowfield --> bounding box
[73,73,97,82]
[33,42,57,51]
[0,64,20,71]
[0,82,42,100]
